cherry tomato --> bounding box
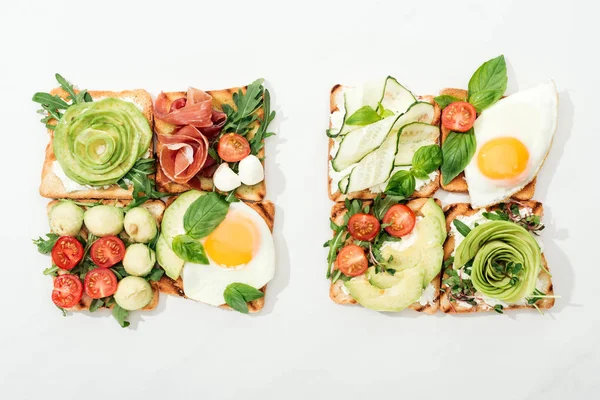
[52,274,83,309]
[336,244,369,277]
[84,268,118,299]
[169,97,187,112]
[383,204,416,237]
[51,236,84,270]
[347,213,380,241]
[441,101,477,132]
[90,236,125,268]
[217,133,251,162]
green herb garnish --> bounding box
[223,283,265,314]
[33,233,59,254]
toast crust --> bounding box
[328,86,441,202]
[39,89,154,200]
[46,199,166,312]
[154,87,267,202]
[328,197,442,314]
[439,201,554,313]
[438,88,536,200]
[156,200,275,313]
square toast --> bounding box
[438,88,536,199]
[328,85,442,202]
[439,201,554,313]
[39,88,154,200]
[328,197,442,314]
[154,86,267,202]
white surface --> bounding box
[0,0,597,399]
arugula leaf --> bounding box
[373,194,404,220]
[117,158,168,210]
[467,55,507,112]
[223,283,264,314]
[55,74,91,105]
[33,233,59,254]
[183,192,229,239]
[453,220,471,237]
[89,298,104,312]
[145,267,164,282]
[385,170,415,198]
[249,87,276,154]
[345,106,382,126]
[325,229,347,278]
[43,265,59,277]
[172,235,209,264]
[493,304,504,314]
[412,144,443,174]
[112,304,130,328]
[434,95,461,109]
[441,129,476,185]
[222,79,264,137]
[483,211,509,221]
[56,305,67,317]
[110,265,130,280]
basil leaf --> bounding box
[89,298,104,312]
[434,95,461,109]
[229,283,264,301]
[412,144,443,174]
[441,130,476,185]
[345,106,382,126]
[146,267,165,282]
[385,170,415,198]
[172,235,209,264]
[184,192,229,239]
[467,55,507,112]
[223,283,264,314]
[410,168,430,181]
[379,108,395,118]
[112,304,130,328]
[33,233,59,254]
[453,220,471,237]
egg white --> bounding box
[464,80,558,208]
[182,201,275,306]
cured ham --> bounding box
[157,125,209,184]
[154,88,226,134]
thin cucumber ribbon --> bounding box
[54,98,152,186]
[454,221,541,303]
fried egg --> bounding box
[182,201,275,306]
[464,80,558,208]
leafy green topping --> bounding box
[89,298,104,313]
[117,158,169,210]
[222,80,264,136]
[433,95,462,109]
[33,233,59,254]
[385,144,443,198]
[223,283,265,314]
[346,106,382,126]
[183,192,229,239]
[467,55,508,113]
[493,304,504,314]
[441,129,476,185]
[172,234,209,264]
[111,303,130,328]
[453,219,472,237]
[484,203,545,235]
[249,87,276,154]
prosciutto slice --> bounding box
[157,125,209,184]
[154,88,214,127]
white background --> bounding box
[0,0,597,399]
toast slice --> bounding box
[154,86,267,201]
[328,85,442,202]
[438,88,536,199]
[328,197,442,314]
[439,201,554,313]
[156,199,275,313]
[45,199,166,312]
[39,89,154,200]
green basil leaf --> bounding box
[385,170,415,198]
[410,168,430,181]
[33,233,59,254]
[453,219,471,237]
[223,283,264,314]
[379,108,395,118]
[345,106,382,126]
[467,55,507,112]
[184,192,229,239]
[89,298,104,313]
[145,267,165,282]
[412,144,443,174]
[112,304,130,328]
[441,130,476,185]
[228,283,265,302]
[433,95,461,109]
[172,235,209,264]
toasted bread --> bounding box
[154,87,267,202]
[438,88,536,200]
[45,199,166,312]
[328,86,441,202]
[156,200,275,313]
[439,201,554,313]
[328,197,442,314]
[39,89,154,200]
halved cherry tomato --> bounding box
[51,236,84,270]
[336,244,368,277]
[383,204,416,237]
[90,236,125,268]
[217,133,251,162]
[169,97,187,112]
[441,101,476,132]
[52,274,83,309]
[347,213,380,241]
[84,268,118,299]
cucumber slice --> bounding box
[395,123,440,165]
[338,175,350,194]
[113,276,153,311]
[393,102,435,129]
[346,130,400,193]
[378,76,416,115]
[331,116,398,172]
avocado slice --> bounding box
[367,267,400,289]
[419,198,447,245]
[160,190,206,244]
[418,243,444,286]
[155,234,184,280]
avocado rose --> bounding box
[454,221,541,303]
[53,98,152,186]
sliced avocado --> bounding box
[366,267,400,289]
[418,243,444,286]
[344,268,425,312]
[419,198,446,245]
[381,244,422,272]
[156,234,184,280]
[160,190,206,244]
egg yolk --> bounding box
[204,211,259,268]
[477,137,529,180]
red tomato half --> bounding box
[52,274,83,309]
[217,133,251,162]
[347,213,380,241]
[441,101,477,132]
[51,236,84,270]
[383,204,416,237]
[84,268,118,299]
[90,236,125,268]
[336,244,369,277]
